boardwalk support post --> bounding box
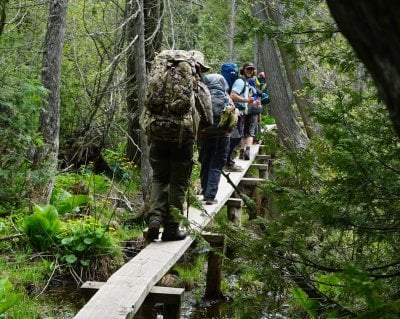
[202,233,225,300]
[226,198,242,226]
[139,286,184,319]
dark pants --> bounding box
[198,136,230,200]
[148,139,194,226]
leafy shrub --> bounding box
[0,76,47,204]
[22,205,61,251]
[58,216,119,267]
[0,277,20,315]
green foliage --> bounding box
[291,288,318,318]
[52,192,90,215]
[0,277,20,315]
[172,255,206,289]
[58,216,119,267]
[103,147,140,191]
[0,75,47,204]
[22,205,61,251]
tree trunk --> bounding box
[0,0,6,36]
[326,1,400,136]
[126,0,153,200]
[144,0,163,66]
[228,0,237,61]
[268,1,318,138]
[33,0,68,204]
[253,0,308,151]
[126,1,141,165]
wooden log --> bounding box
[226,198,242,226]
[202,233,225,300]
[256,154,271,161]
[240,177,265,186]
[250,163,269,179]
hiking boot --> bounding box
[227,159,235,166]
[224,164,243,172]
[204,198,218,205]
[239,149,244,160]
[161,228,187,241]
[161,224,187,241]
[243,146,250,160]
[146,220,161,241]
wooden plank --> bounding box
[202,232,225,245]
[74,144,261,319]
[81,282,184,304]
[240,177,265,186]
[250,163,268,170]
[145,286,184,304]
[226,198,242,207]
[256,154,271,160]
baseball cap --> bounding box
[243,62,255,69]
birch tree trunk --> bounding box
[33,0,68,204]
[253,0,308,151]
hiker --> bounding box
[199,73,237,205]
[230,62,261,160]
[220,62,243,172]
[247,72,263,144]
[141,50,213,241]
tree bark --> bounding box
[33,0,68,204]
[267,1,318,138]
[126,0,153,200]
[253,0,308,151]
[0,0,6,36]
[144,0,163,65]
[228,0,237,61]
[326,1,400,136]
[126,1,141,165]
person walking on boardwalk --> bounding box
[140,50,213,241]
[199,73,237,205]
[230,62,261,160]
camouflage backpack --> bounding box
[141,50,198,143]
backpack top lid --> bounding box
[202,73,229,92]
[221,62,239,93]
[153,49,210,72]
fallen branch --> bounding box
[0,234,23,241]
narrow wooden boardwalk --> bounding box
[74,143,266,319]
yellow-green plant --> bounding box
[0,277,20,315]
[22,205,61,251]
[58,216,120,267]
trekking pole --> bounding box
[221,170,255,211]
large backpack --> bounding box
[221,62,239,93]
[202,73,238,131]
[142,50,198,143]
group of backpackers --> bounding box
[140,50,270,242]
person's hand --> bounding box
[247,96,254,104]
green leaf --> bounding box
[80,259,90,267]
[83,237,93,244]
[75,243,87,252]
[64,254,77,264]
